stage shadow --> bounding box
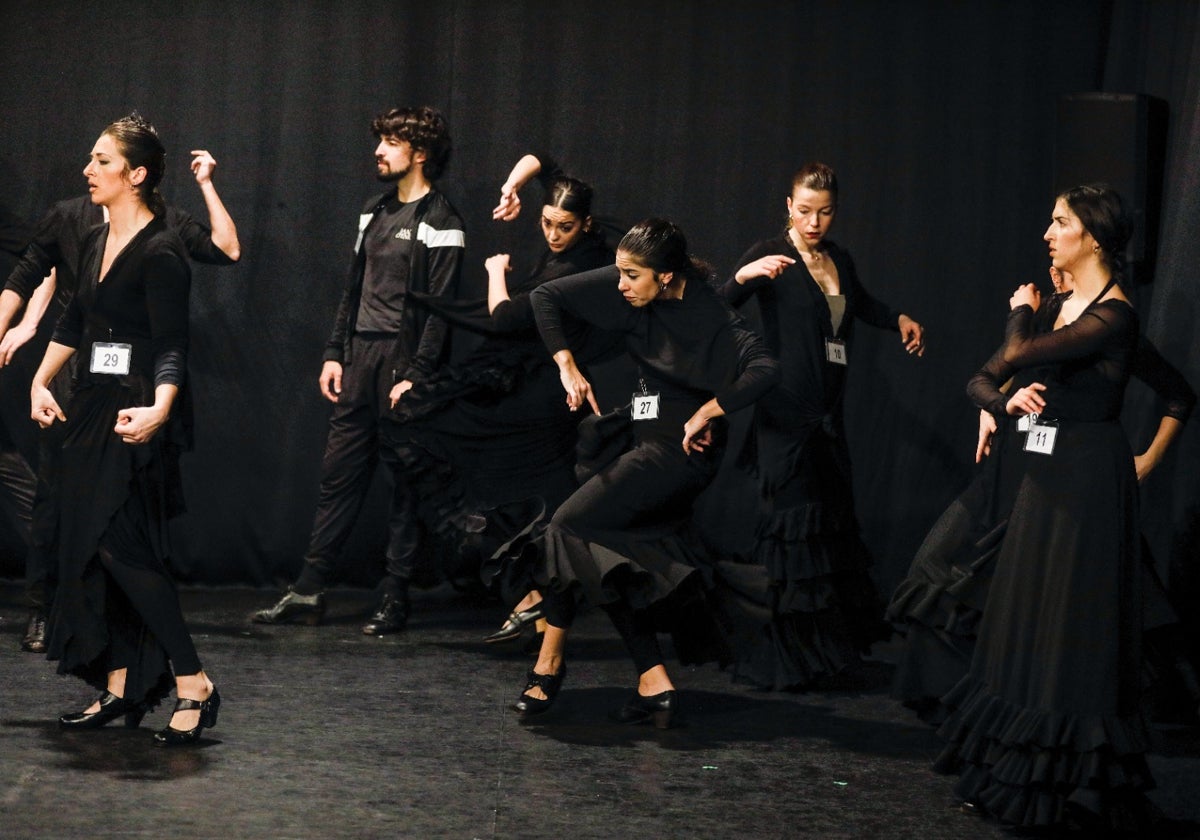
[3,718,218,780]
[511,686,940,759]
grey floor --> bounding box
[2,581,1197,839]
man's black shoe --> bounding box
[361,592,410,635]
[251,587,326,625]
[21,610,47,653]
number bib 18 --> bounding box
[90,342,132,376]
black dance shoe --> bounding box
[153,687,221,747]
[512,665,566,716]
[361,591,410,635]
[483,604,544,644]
[251,587,325,625]
[59,691,147,730]
[21,610,47,653]
[609,689,677,729]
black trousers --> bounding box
[297,334,420,590]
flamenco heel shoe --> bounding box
[251,587,325,626]
[59,691,147,730]
[512,664,566,716]
[153,688,221,747]
[609,689,677,730]
[483,604,545,644]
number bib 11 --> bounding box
[90,342,132,376]
[1022,415,1058,456]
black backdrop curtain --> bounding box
[0,0,1196,593]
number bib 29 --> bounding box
[90,342,132,376]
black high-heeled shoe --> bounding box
[153,687,221,747]
[609,689,677,729]
[512,665,566,715]
[59,691,146,730]
[484,604,545,644]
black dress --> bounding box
[933,294,1153,829]
[713,236,900,689]
[489,265,779,663]
[44,218,193,706]
[378,233,616,582]
[887,293,1194,721]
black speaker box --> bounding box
[1054,92,1167,284]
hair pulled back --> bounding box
[1058,183,1133,284]
[104,112,166,215]
[618,218,711,284]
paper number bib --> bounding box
[90,342,132,376]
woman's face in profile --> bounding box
[787,187,835,248]
[615,250,669,308]
[83,133,135,207]
[541,205,588,254]
[1044,198,1093,272]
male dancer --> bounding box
[253,106,463,635]
[0,148,240,652]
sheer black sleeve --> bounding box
[1132,337,1195,423]
[966,343,1015,416]
[997,301,1134,368]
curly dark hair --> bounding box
[371,106,452,180]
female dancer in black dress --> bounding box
[933,185,1158,831]
[714,162,924,690]
[887,266,1196,722]
[30,114,219,746]
[377,154,615,635]
[504,218,779,726]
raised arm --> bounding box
[493,154,543,222]
[189,150,240,261]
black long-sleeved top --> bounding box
[5,195,230,308]
[968,300,1138,422]
[53,219,190,389]
[531,264,780,426]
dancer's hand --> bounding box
[733,254,794,284]
[976,409,997,463]
[1005,382,1046,416]
[31,384,65,428]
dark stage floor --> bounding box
[2,580,1198,839]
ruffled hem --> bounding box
[934,676,1156,829]
[482,505,732,667]
[886,576,982,639]
[753,502,874,586]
